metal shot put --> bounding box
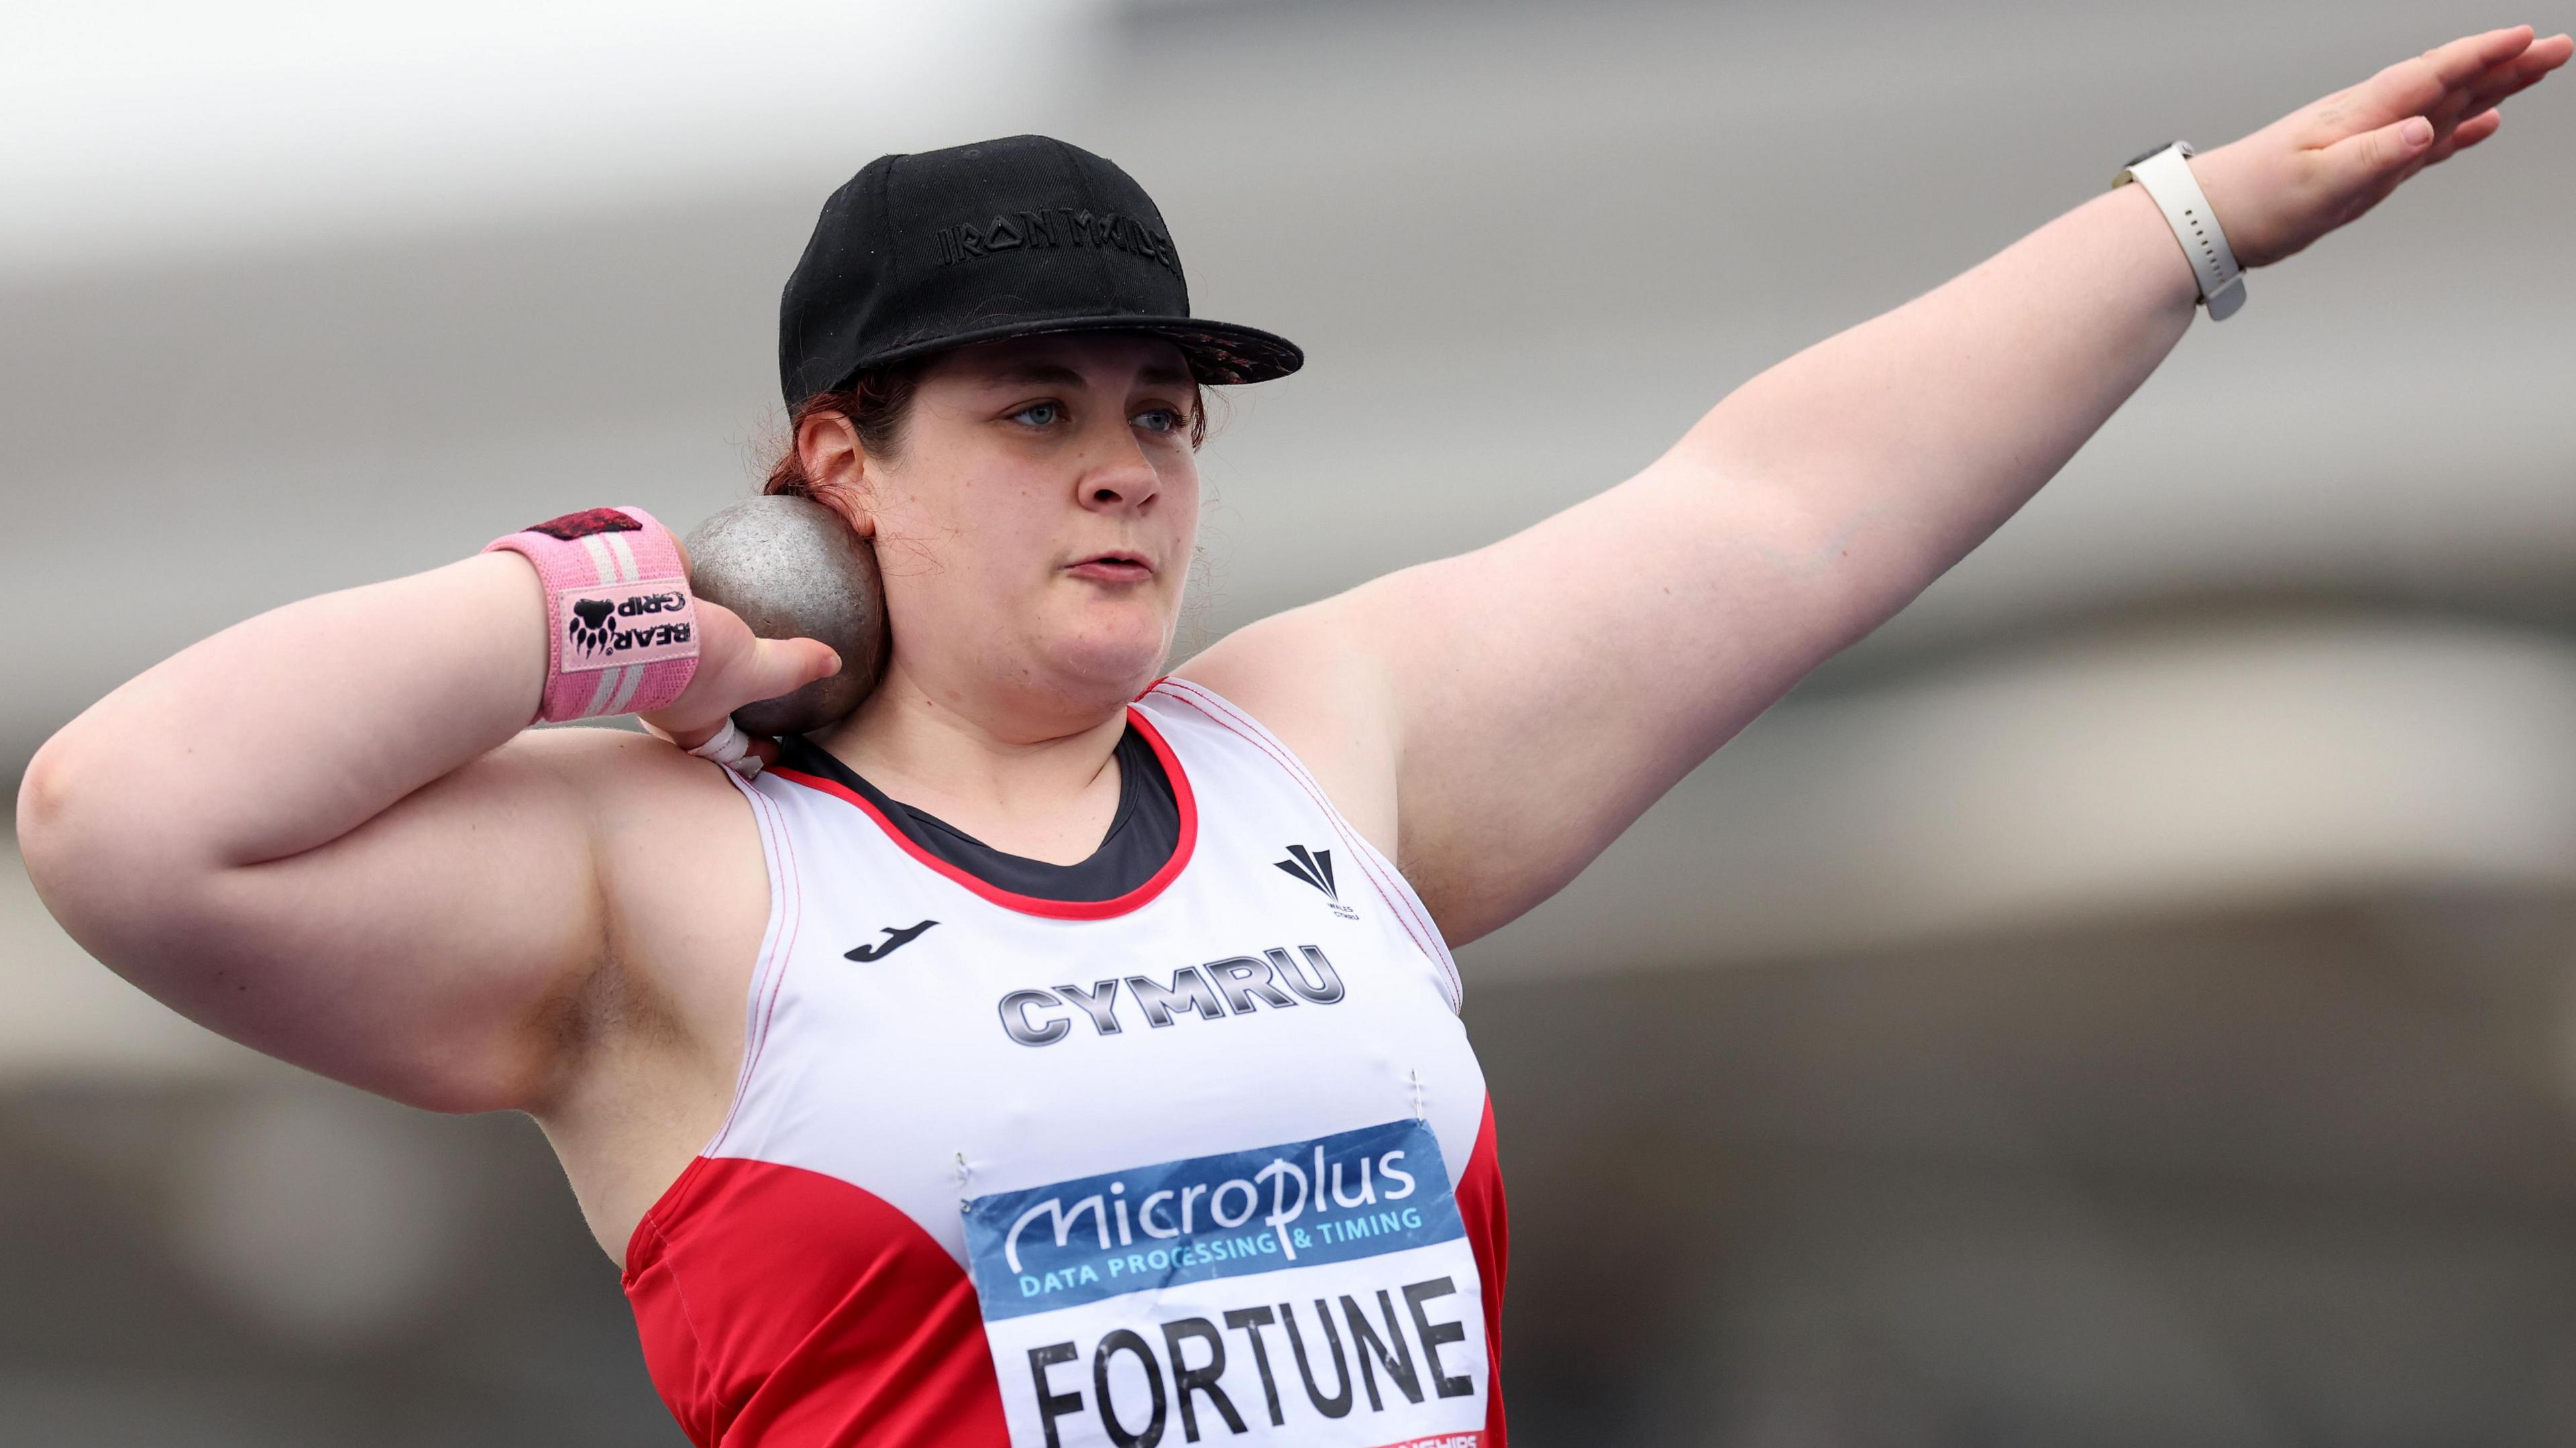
[684,496,886,739]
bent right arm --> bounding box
[15,550,831,1112]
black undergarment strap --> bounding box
[775,726,1179,903]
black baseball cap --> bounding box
[778,134,1303,407]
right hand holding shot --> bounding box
[633,598,839,763]
[645,494,890,769]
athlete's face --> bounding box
[854,333,1201,726]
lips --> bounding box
[1067,551,1154,583]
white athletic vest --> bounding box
[622,677,1509,1448]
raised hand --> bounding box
[2193,25,2570,270]
[637,594,841,762]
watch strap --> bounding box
[2114,142,2245,321]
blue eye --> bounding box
[1134,407,1180,433]
[1011,402,1061,427]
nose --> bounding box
[1074,423,1162,515]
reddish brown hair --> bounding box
[763,362,928,516]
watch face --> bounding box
[2123,142,2182,170]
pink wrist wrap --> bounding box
[483,506,700,723]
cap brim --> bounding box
[850,315,1303,387]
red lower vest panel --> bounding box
[624,1101,1509,1447]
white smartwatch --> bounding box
[2114,142,2245,320]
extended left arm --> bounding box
[1190,25,2567,944]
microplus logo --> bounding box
[965,1120,1460,1319]
[963,1121,1489,1445]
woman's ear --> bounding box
[796,411,878,541]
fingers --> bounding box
[2321,113,2437,198]
[2211,27,2557,267]
[650,637,834,753]
[2432,24,2540,83]
[2506,30,2572,91]
[743,636,843,706]
[2423,32,2565,162]
[2447,107,2504,156]
[2343,25,2537,131]
[2450,34,2568,121]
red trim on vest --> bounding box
[767,705,1197,922]
[623,1156,1005,1447]
[1457,1096,1511,1446]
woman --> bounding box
[18,25,2567,1448]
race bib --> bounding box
[963,1119,1489,1447]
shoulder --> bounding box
[1171,600,1401,858]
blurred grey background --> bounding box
[5,0,2575,1443]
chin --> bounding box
[1044,609,1174,699]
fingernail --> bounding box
[2401,116,2434,146]
[826,651,843,673]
